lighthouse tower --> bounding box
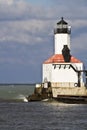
[54,17,71,54]
[42,17,85,96]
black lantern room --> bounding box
[54,17,71,34]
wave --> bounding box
[14,94,28,102]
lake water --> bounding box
[0,84,35,101]
[0,84,87,130]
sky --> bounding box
[0,0,87,83]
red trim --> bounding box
[43,54,82,64]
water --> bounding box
[0,84,34,101]
[0,84,87,130]
[0,102,87,130]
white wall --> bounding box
[52,63,83,83]
[55,34,70,54]
[42,64,52,82]
[43,63,84,84]
[51,66,77,82]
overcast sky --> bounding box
[0,0,87,83]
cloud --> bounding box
[0,0,87,21]
[0,20,53,45]
[0,0,55,47]
[0,0,13,5]
[0,0,55,21]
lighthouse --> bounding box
[28,17,87,102]
[42,17,87,98]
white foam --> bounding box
[16,94,28,102]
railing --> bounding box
[54,28,71,34]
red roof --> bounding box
[43,54,82,64]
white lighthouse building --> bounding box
[42,17,86,98]
[28,17,87,102]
